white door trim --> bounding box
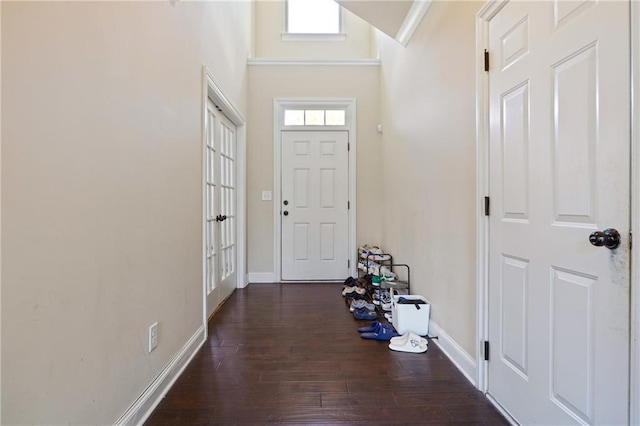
[273,98,357,282]
[631,1,640,423]
[201,66,247,335]
[475,0,508,394]
[477,0,639,420]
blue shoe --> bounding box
[353,307,377,320]
[360,324,398,341]
[357,321,383,333]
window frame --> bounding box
[281,107,350,130]
[283,0,346,41]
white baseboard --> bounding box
[115,325,206,426]
[247,272,275,283]
[428,320,477,386]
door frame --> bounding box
[631,1,640,423]
[475,0,640,422]
[273,98,357,282]
[201,66,247,333]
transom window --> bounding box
[284,109,346,126]
[286,0,341,34]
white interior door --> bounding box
[205,99,237,317]
[487,1,630,424]
[281,131,349,280]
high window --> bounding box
[286,0,341,34]
[284,109,346,126]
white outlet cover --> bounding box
[149,322,159,353]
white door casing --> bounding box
[205,99,238,317]
[273,98,357,283]
[281,131,349,280]
[486,1,630,425]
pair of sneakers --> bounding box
[350,299,375,312]
[342,286,366,297]
[388,331,428,353]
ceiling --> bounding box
[334,0,433,46]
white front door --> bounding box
[205,99,237,317]
[487,1,630,424]
[281,131,349,280]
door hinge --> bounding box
[348,201,350,210]
[348,259,351,268]
[484,49,490,72]
[484,341,490,361]
[484,196,490,216]
[630,231,633,250]
[348,142,350,151]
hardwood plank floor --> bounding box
[145,283,508,425]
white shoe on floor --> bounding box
[390,331,428,346]
[389,333,428,353]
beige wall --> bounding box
[254,0,376,59]
[377,1,481,357]
[1,1,251,424]
[247,65,382,274]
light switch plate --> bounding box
[261,191,272,201]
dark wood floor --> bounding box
[145,283,508,425]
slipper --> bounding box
[353,307,377,320]
[389,335,428,353]
[390,331,428,346]
[357,321,383,333]
[360,324,398,341]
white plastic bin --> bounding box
[391,293,430,336]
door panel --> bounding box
[218,113,237,297]
[282,131,349,280]
[205,100,219,318]
[205,99,237,318]
[487,1,630,424]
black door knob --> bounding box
[589,228,621,249]
[283,200,289,206]
[283,211,289,216]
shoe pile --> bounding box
[350,299,377,320]
[342,276,366,300]
[343,277,377,320]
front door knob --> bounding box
[589,228,621,249]
[283,211,289,216]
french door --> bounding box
[205,98,237,317]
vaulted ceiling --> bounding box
[334,0,433,46]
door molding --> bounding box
[475,0,508,395]
[201,66,247,334]
[273,98,357,282]
[631,1,640,423]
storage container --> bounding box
[391,293,430,336]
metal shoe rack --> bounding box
[357,248,411,303]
